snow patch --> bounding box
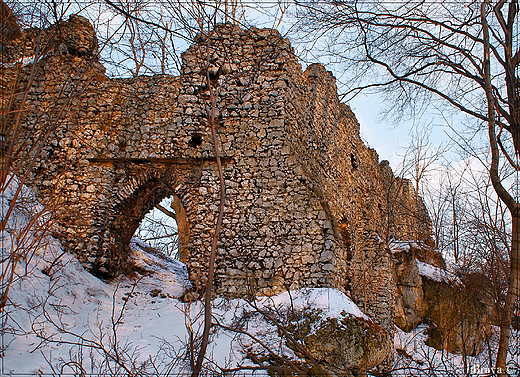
[393,325,514,376]
[258,287,369,320]
[416,259,457,283]
[388,239,422,254]
[129,237,191,298]
[1,55,37,68]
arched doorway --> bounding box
[133,194,189,262]
[110,172,196,275]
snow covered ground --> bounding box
[1,237,370,375]
[2,178,519,376]
[393,325,520,376]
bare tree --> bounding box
[295,1,520,372]
[0,0,83,312]
[134,198,181,258]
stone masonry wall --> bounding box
[3,15,433,329]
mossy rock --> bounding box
[287,309,392,375]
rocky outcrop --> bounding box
[391,241,427,332]
[423,275,492,356]
[391,240,492,356]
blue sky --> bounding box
[348,92,457,170]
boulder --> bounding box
[236,289,392,376]
[288,311,392,376]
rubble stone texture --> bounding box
[4,16,433,332]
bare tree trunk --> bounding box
[497,212,520,374]
[191,53,226,377]
[482,2,519,372]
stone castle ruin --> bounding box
[4,14,439,339]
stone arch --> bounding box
[113,177,179,250]
[101,163,203,276]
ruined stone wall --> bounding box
[3,15,434,329]
[282,63,402,325]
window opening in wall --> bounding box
[134,195,189,261]
[188,132,203,148]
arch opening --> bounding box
[112,177,192,271]
[133,194,189,262]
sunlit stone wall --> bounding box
[5,15,433,329]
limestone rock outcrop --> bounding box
[423,275,492,356]
[391,241,492,356]
[391,241,427,332]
